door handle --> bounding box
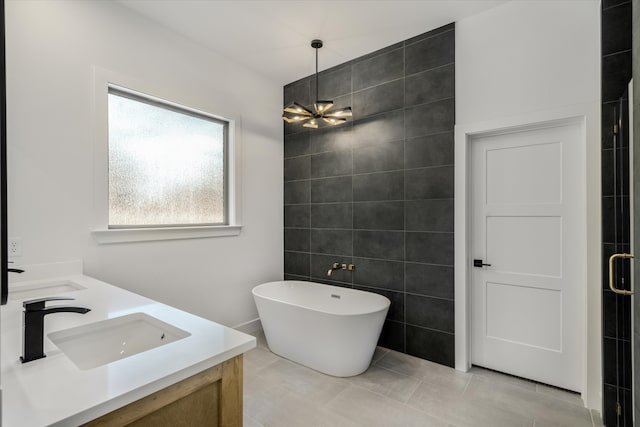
[473,259,492,268]
[608,253,634,296]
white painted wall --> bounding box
[5,0,283,328]
[455,0,601,410]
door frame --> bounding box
[454,104,600,408]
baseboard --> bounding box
[233,317,262,334]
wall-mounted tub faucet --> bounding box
[327,263,342,277]
[327,263,356,277]
[21,297,90,363]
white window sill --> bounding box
[92,225,243,244]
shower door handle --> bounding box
[608,253,634,296]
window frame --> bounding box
[107,86,230,229]
[91,67,242,244]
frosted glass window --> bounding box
[108,88,227,227]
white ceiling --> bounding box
[116,0,508,85]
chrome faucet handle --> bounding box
[23,297,75,310]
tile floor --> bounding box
[244,331,604,427]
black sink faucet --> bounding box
[21,297,90,363]
[8,260,25,274]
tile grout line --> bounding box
[283,162,454,184]
[350,64,355,289]
[349,61,454,96]
[284,129,453,160]
[461,370,473,397]
[403,42,407,355]
[284,250,455,268]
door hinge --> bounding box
[614,123,619,135]
[616,402,622,416]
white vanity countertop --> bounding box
[1,261,256,427]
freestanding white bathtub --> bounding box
[252,280,390,377]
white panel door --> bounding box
[471,121,582,391]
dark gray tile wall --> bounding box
[601,1,634,425]
[283,23,456,367]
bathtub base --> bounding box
[262,314,381,377]
[253,281,389,377]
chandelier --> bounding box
[282,39,352,129]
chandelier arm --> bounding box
[324,107,352,118]
[283,101,313,116]
[282,114,312,124]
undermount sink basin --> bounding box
[48,313,191,370]
[9,281,86,301]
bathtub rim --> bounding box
[252,280,390,317]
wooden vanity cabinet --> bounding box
[82,354,243,427]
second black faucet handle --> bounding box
[23,297,75,311]
[7,261,25,274]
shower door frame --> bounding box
[630,79,635,427]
